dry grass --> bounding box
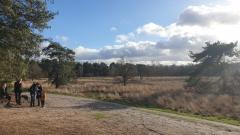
[24,77,240,119]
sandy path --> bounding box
[0,94,240,135]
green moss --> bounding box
[93,112,107,120]
[143,107,240,126]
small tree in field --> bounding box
[42,42,75,88]
[136,64,147,80]
[118,58,136,86]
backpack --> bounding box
[37,87,42,97]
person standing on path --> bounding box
[0,82,11,106]
[40,85,46,108]
[29,82,38,107]
[14,79,22,105]
[36,83,42,106]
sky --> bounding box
[42,0,240,65]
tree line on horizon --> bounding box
[29,59,196,86]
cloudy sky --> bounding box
[43,0,240,65]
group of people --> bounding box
[29,82,46,107]
[0,79,46,108]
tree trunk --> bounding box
[123,76,127,86]
[55,74,59,88]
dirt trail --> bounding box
[0,94,240,135]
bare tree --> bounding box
[118,58,136,86]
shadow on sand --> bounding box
[49,100,129,111]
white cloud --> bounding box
[110,27,118,31]
[40,41,50,49]
[75,46,99,60]
[115,32,135,43]
[75,0,240,65]
[137,22,168,37]
[223,0,240,6]
[177,5,240,26]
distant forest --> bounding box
[30,60,240,78]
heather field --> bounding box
[31,77,240,121]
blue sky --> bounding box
[43,0,213,48]
[42,0,240,65]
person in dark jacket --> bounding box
[29,82,38,107]
[36,83,42,106]
[0,83,11,106]
[14,79,22,105]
